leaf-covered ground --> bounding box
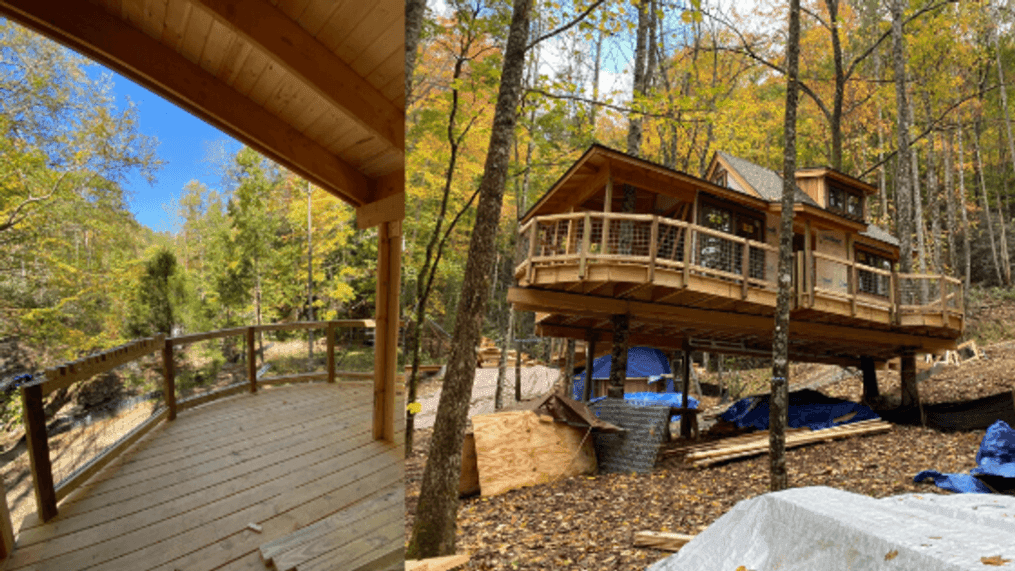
[405,343,1015,570]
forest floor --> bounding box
[404,341,1015,571]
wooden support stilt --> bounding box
[583,330,597,402]
[900,350,920,414]
[860,356,879,403]
[680,340,692,439]
[608,314,629,399]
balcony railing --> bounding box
[516,212,963,326]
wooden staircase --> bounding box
[259,484,404,571]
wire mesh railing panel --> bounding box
[260,328,329,380]
[45,352,166,488]
[534,217,581,258]
[601,216,653,258]
[898,276,942,307]
[655,220,687,264]
[174,336,248,400]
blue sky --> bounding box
[88,66,242,234]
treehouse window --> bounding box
[828,184,864,221]
[712,170,728,188]
[855,248,892,297]
[697,201,765,280]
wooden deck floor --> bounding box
[5,382,404,571]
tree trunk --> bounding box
[997,128,1012,285]
[405,0,427,102]
[307,182,314,360]
[494,307,514,410]
[994,1,1015,285]
[907,98,927,288]
[945,129,958,275]
[608,314,630,399]
[924,105,941,273]
[876,56,888,222]
[583,331,597,401]
[891,0,913,275]
[626,0,650,157]
[824,0,844,170]
[407,0,532,557]
[771,0,801,493]
[958,125,972,294]
[974,120,1003,285]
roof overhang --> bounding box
[521,145,767,223]
[0,0,405,222]
[797,167,878,195]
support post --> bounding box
[940,276,947,322]
[890,270,900,325]
[607,314,629,399]
[0,475,13,560]
[900,349,920,410]
[860,356,879,404]
[602,173,613,254]
[374,220,402,442]
[326,321,336,383]
[247,326,257,393]
[162,336,176,420]
[583,330,597,402]
[22,383,57,522]
[804,221,813,308]
[682,229,693,285]
[527,223,537,282]
[680,340,692,439]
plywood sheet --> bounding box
[471,411,596,497]
[459,432,479,497]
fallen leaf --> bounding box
[885,550,898,561]
[981,555,1011,566]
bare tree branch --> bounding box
[526,0,608,50]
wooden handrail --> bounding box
[19,318,374,525]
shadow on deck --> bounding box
[6,382,403,571]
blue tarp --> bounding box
[719,389,881,431]
[914,420,1015,493]
[571,346,672,401]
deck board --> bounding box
[7,383,403,571]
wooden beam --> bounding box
[192,0,404,155]
[162,337,177,421]
[509,287,958,352]
[374,220,401,442]
[356,191,405,229]
[0,475,13,560]
[0,0,373,206]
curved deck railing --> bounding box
[516,212,963,327]
[10,320,375,533]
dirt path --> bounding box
[413,365,559,429]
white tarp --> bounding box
[647,486,1015,571]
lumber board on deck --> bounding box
[633,531,694,552]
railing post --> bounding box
[850,262,858,317]
[247,326,257,393]
[939,276,947,323]
[741,237,750,299]
[527,223,537,282]
[682,227,693,286]
[326,321,336,383]
[0,472,14,560]
[566,216,578,255]
[890,270,900,325]
[601,213,611,255]
[161,335,176,421]
[648,215,659,283]
[579,212,591,278]
[22,383,57,522]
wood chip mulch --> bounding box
[405,347,1015,571]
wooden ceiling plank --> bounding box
[217,35,253,85]
[193,0,404,154]
[179,2,213,66]
[336,2,397,64]
[247,60,284,107]
[231,48,268,96]
[199,18,234,76]
[0,0,372,206]
[121,0,146,28]
[297,0,346,37]
[274,0,313,20]
[161,0,191,51]
[314,0,374,53]
[140,0,170,41]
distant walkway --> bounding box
[414,365,559,429]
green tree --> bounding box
[128,248,180,337]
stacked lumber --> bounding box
[633,531,695,552]
[406,554,470,571]
[475,340,531,368]
[667,419,892,468]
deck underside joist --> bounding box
[509,285,960,365]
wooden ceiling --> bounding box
[0,0,404,215]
